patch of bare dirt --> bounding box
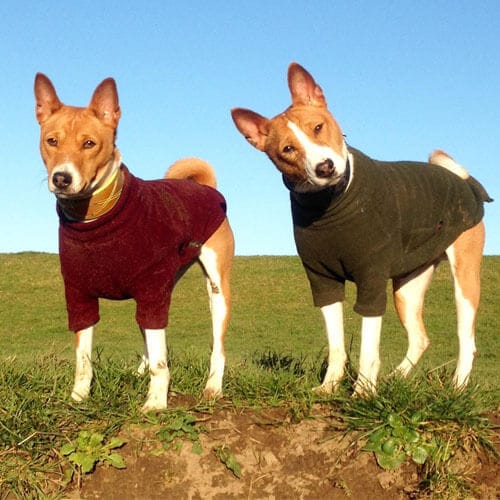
[67,397,499,499]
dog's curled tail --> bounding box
[429,149,493,203]
[165,158,217,188]
[429,149,470,179]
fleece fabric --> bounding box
[58,164,227,332]
[286,147,490,317]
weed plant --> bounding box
[327,370,498,496]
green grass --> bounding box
[1,253,498,382]
[0,253,498,497]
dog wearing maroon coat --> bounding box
[35,73,234,411]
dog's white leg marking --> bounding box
[392,265,435,377]
[453,284,476,388]
[199,246,227,399]
[446,236,481,388]
[72,326,94,401]
[141,328,169,412]
[136,337,149,376]
[136,354,148,376]
[314,302,346,393]
[354,316,382,395]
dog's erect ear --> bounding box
[89,78,121,128]
[231,108,269,151]
[34,73,63,124]
[287,62,326,107]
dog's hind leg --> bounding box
[314,302,346,394]
[141,328,169,411]
[446,222,485,388]
[391,264,437,377]
[72,326,94,401]
[199,219,234,399]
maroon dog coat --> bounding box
[58,165,227,332]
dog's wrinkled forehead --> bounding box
[287,120,334,158]
[272,106,345,154]
[41,106,112,138]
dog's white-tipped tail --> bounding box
[165,158,217,188]
[429,149,469,179]
[429,149,493,203]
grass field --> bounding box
[1,253,498,384]
[0,253,498,497]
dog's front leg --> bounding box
[141,328,169,412]
[353,316,382,395]
[314,302,347,394]
[71,326,94,401]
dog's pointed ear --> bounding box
[287,62,326,107]
[89,78,121,128]
[34,73,63,124]
[231,108,269,151]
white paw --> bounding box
[141,396,167,413]
[312,383,335,395]
[452,372,469,391]
[71,384,90,402]
[202,386,222,400]
[352,379,376,398]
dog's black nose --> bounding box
[52,172,72,189]
[315,159,335,178]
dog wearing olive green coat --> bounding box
[231,62,491,394]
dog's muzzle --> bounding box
[315,158,335,178]
[52,171,73,190]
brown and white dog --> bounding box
[35,74,234,411]
[232,63,491,395]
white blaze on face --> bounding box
[287,121,347,187]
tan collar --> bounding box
[58,167,124,221]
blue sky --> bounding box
[1,1,498,255]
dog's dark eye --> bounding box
[314,123,323,134]
[83,140,96,149]
[283,145,294,153]
[46,137,58,147]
